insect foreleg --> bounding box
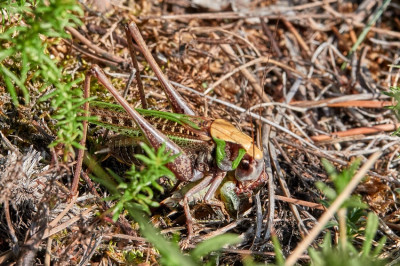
[183,175,214,240]
[204,170,227,201]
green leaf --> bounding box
[125,205,196,266]
[371,236,386,257]
[190,234,241,260]
[321,158,337,177]
[362,213,378,258]
[1,69,18,106]
[316,181,337,201]
[272,234,285,266]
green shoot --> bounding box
[272,233,285,266]
[317,159,368,239]
[0,0,83,105]
[308,213,386,266]
[308,160,386,265]
[85,142,177,219]
[110,143,177,220]
[341,0,391,69]
[0,0,87,159]
[384,86,400,135]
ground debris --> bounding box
[1,0,400,264]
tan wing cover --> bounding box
[210,119,263,160]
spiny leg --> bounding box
[89,65,194,182]
[127,22,195,116]
[203,170,231,220]
[182,170,227,240]
[183,175,214,240]
[204,170,226,201]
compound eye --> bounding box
[235,156,264,182]
[240,159,250,170]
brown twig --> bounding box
[291,97,392,108]
[42,206,95,239]
[325,100,393,108]
[275,195,324,210]
[70,73,90,196]
[128,22,195,115]
[65,26,127,66]
[197,219,244,242]
[282,18,311,57]
[65,39,122,68]
[211,34,271,102]
[260,17,282,58]
[4,201,18,252]
[311,123,400,142]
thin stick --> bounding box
[325,100,392,108]
[260,17,282,58]
[125,25,147,109]
[4,200,18,247]
[282,18,311,57]
[311,123,400,142]
[70,73,90,195]
[49,194,79,228]
[66,26,125,65]
[42,206,95,239]
[44,237,52,266]
[285,151,382,266]
[275,195,324,211]
[65,39,122,68]
[140,0,337,20]
[199,219,243,241]
[123,69,136,98]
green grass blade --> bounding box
[125,204,197,266]
[341,0,391,69]
[190,234,241,260]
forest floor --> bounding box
[1,0,400,265]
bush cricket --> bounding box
[84,22,268,241]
